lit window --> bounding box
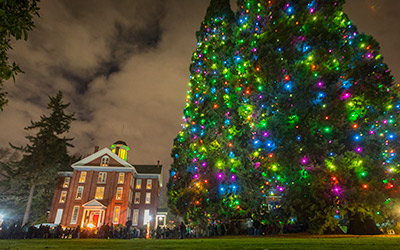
[71,206,80,224]
[134,192,140,204]
[76,186,84,200]
[95,187,105,199]
[101,156,110,166]
[116,187,123,200]
[133,209,139,226]
[63,177,70,188]
[59,191,67,203]
[146,179,152,189]
[113,206,120,224]
[145,192,151,204]
[98,172,107,183]
[136,179,142,189]
[120,149,126,160]
[143,209,150,226]
[79,172,87,183]
[118,173,125,184]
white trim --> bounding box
[136,174,160,178]
[58,171,73,177]
[73,166,136,173]
[71,206,80,224]
[145,192,151,204]
[136,174,163,188]
[59,191,67,203]
[116,187,123,200]
[101,155,110,166]
[72,148,137,174]
[82,199,107,209]
[132,209,139,226]
[143,209,151,226]
[113,206,120,224]
[55,209,63,224]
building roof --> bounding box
[133,164,162,174]
[157,208,168,213]
[71,147,136,174]
[113,140,127,146]
[82,199,107,209]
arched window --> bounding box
[101,156,110,166]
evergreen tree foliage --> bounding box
[168,0,399,234]
[1,91,75,224]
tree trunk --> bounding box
[22,183,35,226]
[347,213,382,235]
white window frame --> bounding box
[143,209,150,226]
[146,179,152,190]
[98,172,107,184]
[145,192,151,204]
[59,191,67,203]
[113,206,120,224]
[134,192,140,204]
[79,172,87,183]
[55,209,63,224]
[76,186,84,200]
[71,206,80,224]
[95,186,105,200]
[63,177,70,188]
[118,173,125,184]
[133,209,139,226]
[116,187,123,200]
[101,156,110,166]
[136,179,142,189]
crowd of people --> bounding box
[0,219,300,240]
[0,220,185,240]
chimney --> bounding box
[157,160,160,168]
[94,146,99,153]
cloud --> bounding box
[1,0,211,194]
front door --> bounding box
[91,212,100,226]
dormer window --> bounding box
[101,156,110,166]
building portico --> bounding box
[81,199,107,228]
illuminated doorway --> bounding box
[81,199,107,228]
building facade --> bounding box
[48,141,163,229]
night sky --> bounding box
[1,0,399,194]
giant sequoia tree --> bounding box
[168,0,400,234]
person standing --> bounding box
[180,222,186,239]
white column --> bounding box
[81,209,87,228]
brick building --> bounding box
[47,141,163,229]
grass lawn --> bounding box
[2,235,400,250]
